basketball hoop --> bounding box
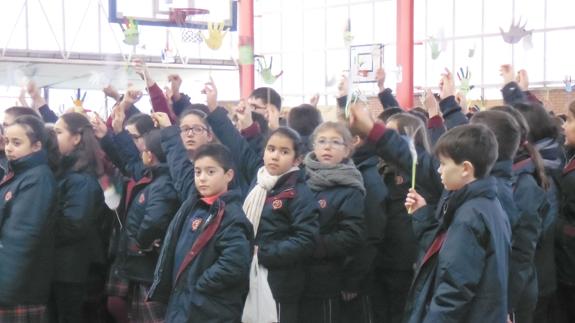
[169,8,209,43]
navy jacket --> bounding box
[148,190,253,323]
[439,96,468,130]
[343,147,388,293]
[99,130,147,181]
[114,165,179,283]
[508,158,547,310]
[303,172,365,298]
[556,155,575,285]
[53,156,107,283]
[403,177,511,323]
[206,106,320,302]
[0,151,57,305]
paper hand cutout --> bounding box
[343,19,354,46]
[202,22,227,50]
[255,56,283,84]
[456,67,474,95]
[428,29,447,60]
[123,18,139,46]
[500,17,532,44]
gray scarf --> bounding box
[304,152,366,195]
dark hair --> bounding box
[265,127,304,159]
[143,129,166,163]
[434,124,498,179]
[378,107,403,123]
[288,104,323,137]
[513,102,560,142]
[59,112,103,175]
[492,105,550,190]
[11,115,60,171]
[252,111,269,134]
[250,87,282,111]
[5,107,40,122]
[470,110,520,161]
[188,104,211,115]
[387,113,431,153]
[179,108,210,130]
[125,113,155,136]
[193,143,235,172]
[409,107,429,124]
[569,100,575,117]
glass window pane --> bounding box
[427,0,453,38]
[350,3,374,44]
[255,55,283,89]
[483,36,512,85]
[454,0,482,36]
[546,30,575,85]
[303,0,325,9]
[282,10,303,50]
[414,42,426,87]
[303,9,326,51]
[547,0,575,28]
[258,13,282,52]
[255,0,282,14]
[326,6,348,49]
[514,0,545,30]
[513,32,544,84]
[303,51,326,95]
[414,0,426,41]
[281,52,303,95]
[453,39,482,93]
[375,1,396,44]
[426,41,453,86]
[484,0,512,33]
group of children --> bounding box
[0,60,574,323]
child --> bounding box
[299,122,366,323]
[148,143,253,323]
[49,113,108,322]
[287,104,323,155]
[403,124,511,323]
[0,115,58,322]
[195,81,319,322]
[556,100,575,323]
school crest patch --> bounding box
[395,175,405,185]
[272,199,283,210]
[138,193,145,204]
[319,199,327,209]
[191,218,203,231]
[4,191,12,202]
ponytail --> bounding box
[523,140,550,191]
[44,126,62,173]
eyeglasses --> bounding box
[314,139,346,149]
[180,126,208,136]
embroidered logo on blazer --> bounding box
[318,199,327,209]
[138,193,145,204]
[395,175,405,185]
[4,191,12,202]
[191,218,203,231]
[272,199,283,210]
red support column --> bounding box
[238,0,255,100]
[396,0,414,108]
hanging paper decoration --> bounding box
[71,91,87,114]
[499,17,533,48]
[565,76,574,93]
[122,18,139,46]
[202,22,227,50]
[255,55,283,84]
[456,67,474,95]
[428,29,447,60]
[343,19,354,47]
[468,43,476,58]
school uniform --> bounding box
[341,146,388,323]
[508,157,548,323]
[0,150,57,321]
[403,176,511,323]
[438,95,468,130]
[148,190,253,323]
[556,154,575,323]
[50,155,108,323]
[205,107,320,322]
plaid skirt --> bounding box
[0,304,47,323]
[106,269,165,323]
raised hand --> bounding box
[376,68,386,92]
[516,69,529,91]
[151,112,172,129]
[337,74,349,98]
[234,99,254,131]
[439,68,455,100]
[348,101,375,138]
[122,89,143,105]
[89,113,108,139]
[422,89,440,118]
[103,85,121,101]
[405,188,427,214]
[500,64,515,86]
[112,105,126,134]
[202,77,218,112]
[202,22,227,50]
[309,93,320,107]
[168,74,182,101]
[132,58,154,87]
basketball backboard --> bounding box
[109,0,237,31]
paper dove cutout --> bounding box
[255,56,283,84]
[500,17,533,45]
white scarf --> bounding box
[242,166,300,235]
